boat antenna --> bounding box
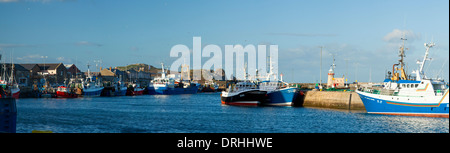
[419,42,435,79]
[436,57,448,80]
[391,34,408,81]
[399,37,407,68]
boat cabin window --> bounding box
[432,84,446,91]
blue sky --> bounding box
[0,0,448,83]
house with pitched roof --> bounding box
[64,64,81,78]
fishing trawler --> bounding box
[56,86,77,98]
[147,63,199,95]
[356,39,449,118]
[259,78,298,106]
[0,55,20,99]
[56,78,80,98]
[257,57,299,106]
[82,64,104,97]
[0,81,20,99]
[221,80,267,106]
[113,79,127,96]
[132,83,144,95]
[201,80,219,92]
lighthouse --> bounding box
[326,54,345,88]
[327,65,335,88]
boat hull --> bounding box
[83,87,104,97]
[56,91,78,98]
[114,88,127,96]
[133,88,144,95]
[11,89,20,99]
[201,87,216,92]
[148,85,199,95]
[221,90,267,106]
[356,90,449,118]
[262,88,298,106]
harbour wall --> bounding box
[302,91,365,110]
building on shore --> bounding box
[327,68,345,88]
[36,63,68,85]
[326,57,346,88]
[15,63,68,86]
[1,63,30,86]
[65,64,82,79]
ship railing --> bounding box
[360,87,397,96]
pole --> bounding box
[355,62,359,83]
[345,59,349,86]
[319,46,323,86]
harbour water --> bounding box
[15,93,448,133]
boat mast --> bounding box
[243,62,247,81]
[399,37,407,69]
[414,42,435,80]
[161,63,166,79]
[391,36,409,81]
[266,56,275,81]
[10,51,14,84]
[1,53,5,82]
[87,62,91,82]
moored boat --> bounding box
[82,64,104,97]
[56,86,78,98]
[83,84,104,97]
[1,83,20,99]
[356,40,449,118]
[259,80,298,106]
[133,83,144,95]
[114,82,127,96]
[0,58,20,99]
[147,63,199,95]
[258,58,299,106]
[221,80,267,106]
[201,80,219,92]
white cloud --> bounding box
[383,29,421,42]
[15,54,43,63]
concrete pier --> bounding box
[302,91,365,110]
